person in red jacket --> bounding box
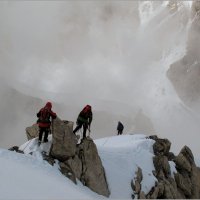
[37,102,57,145]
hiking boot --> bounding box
[38,140,41,146]
[43,139,48,143]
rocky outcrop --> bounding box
[59,138,110,197]
[167,1,200,108]
[131,167,143,199]
[78,138,110,197]
[26,124,39,140]
[131,135,200,199]
[25,118,110,197]
[8,146,24,154]
[49,118,77,161]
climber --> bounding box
[73,105,93,139]
[37,102,57,145]
[117,121,124,135]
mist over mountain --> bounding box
[0,1,199,158]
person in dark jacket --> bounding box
[73,105,93,139]
[37,102,57,144]
[117,121,124,135]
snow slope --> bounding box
[95,134,157,199]
[1,134,186,199]
[0,147,103,200]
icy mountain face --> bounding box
[167,1,200,110]
[131,1,200,159]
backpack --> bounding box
[82,105,91,114]
[80,105,91,118]
[117,122,124,130]
[39,108,50,123]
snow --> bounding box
[0,134,158,199]
[0,147,103,200]
[169,161,177,178]
[95,134,157,198]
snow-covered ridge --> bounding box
[95,134,157,198]
[1,133,200,199]
[0,134,157,199]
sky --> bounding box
[0,1,199,158]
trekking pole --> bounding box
[88,127,91,138]
[51,118,54,136]
[79,129,83,139]
[21,139,32,152]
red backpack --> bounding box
[39,108,50,123]
[81,105,91,115]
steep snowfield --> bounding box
[0,134,158,199]
[0,147,103,200]
[95,134,157,199]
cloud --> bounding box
[0,1,199,157]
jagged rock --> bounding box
[174,152,192,173]
[174,172,192,196]
[26,124,39,140]
[131,167,143,195]
[59,161,77,184]
[78,138,110,197]
[190,166,200,198]
[49,118,77,161]
[150,186,159,199]
[148,135,158,141]
[42,153,55,166]
[153,155,171,178]
[180,146,195,165]
[157,182,165,197]
[153,138,171,156]
[58,138,110,197]
[163,178,177,199]
[168,152,175,161]
[139,191,146,199]
[176,188,186,199]
[149,136,200,199]
[135,167,143,183]
[8,146,24,154]
[164,181,176,199]
[63,155,82,180]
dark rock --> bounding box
[148,135,158,141]
[174,172,192,197]
[168,152,175,161]
[26,124,39,140]
[153,138,171,156]
[78,137,110,197]
[153,155,171,178]
[8,146,24,154]
[50,118,77,161]
[60,161,77,184]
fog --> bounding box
[0,1,199,157]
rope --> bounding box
[21,139,32,152]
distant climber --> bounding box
[37,102,57,145]
[117,121,124,135]
[73,105,93,139]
